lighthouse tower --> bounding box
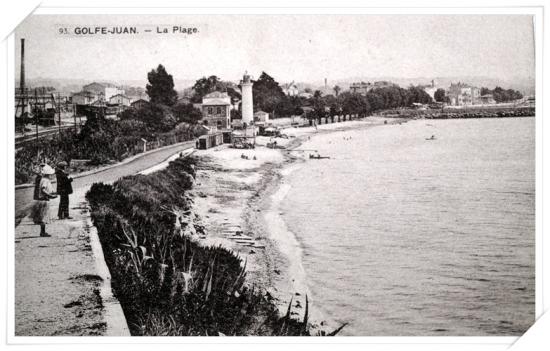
[241,71,253,125]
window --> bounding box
[208,107,213,115]
[216,107,222,115]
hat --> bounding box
[57,161,68,168]
[41,164,55,175]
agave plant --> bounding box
[86,155,349,336]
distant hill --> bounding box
[17,75,536,97]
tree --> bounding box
[491,86,523,102]
[480,87,491,96]
[253,72,286,114]
[191,75,225,102]
[172,103,203,125]
[119,103,176,133]
[146,64,178,106]
[230,109,241,121]
[434,88,447,102]
[333,85,341,97]
[406,86,433,105]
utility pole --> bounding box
[58,93,62,134]
[34,89,38,155]
[20,39,25,117]
[73,103,77,133]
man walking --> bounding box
[55,161,73,220]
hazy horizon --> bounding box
[15,15,535,86]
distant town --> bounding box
[15,73,535,129]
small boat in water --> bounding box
[426,135,436,141]
[309,154,330,159]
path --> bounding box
[14,141,194,336]
[15,141,195,214]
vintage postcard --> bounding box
[4,3,547,349]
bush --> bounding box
[86,156,340,336]
[15,114,195,184]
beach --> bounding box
[190,117,398,328]
[190,115,535,335]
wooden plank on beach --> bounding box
[230,236,254,241]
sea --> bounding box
[279,117,535,336]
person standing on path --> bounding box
[55,161,73,220]
[31,164,57,237]
[31,163,45,224]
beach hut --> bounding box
[197,132,224,150]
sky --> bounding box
[14,14,535,85]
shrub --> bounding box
[86,156,342,336]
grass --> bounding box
[86,156,345,336]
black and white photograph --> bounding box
[3,2,547,348]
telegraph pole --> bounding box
[73,103,77,133]
[20,39,25,117]
[58,93,62,134]
[35,89,38,149]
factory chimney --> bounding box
[20,39,25,92]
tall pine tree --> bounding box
[146,64,178,106]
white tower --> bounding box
[241,71,253,125]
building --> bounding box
[130,98,150,110]
[350,81,394,95]
[254,110,269,123]
[83,82,124,101]
[241,71,254,125]
[282,81,299,96]
[201,91,232,129]
[71,91,97,105]
[422,80,438,101]
[109,94,131,106]
[480,94,496,104]
[447,82,481,106]
[298,92,313,99]
[349,82,372,95]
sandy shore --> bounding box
[191,117,404,330]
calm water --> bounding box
[281,117,535,336]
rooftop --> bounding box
[202,98,231,106]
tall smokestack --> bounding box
[20,38,25,92]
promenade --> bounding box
[14,141,194,336]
